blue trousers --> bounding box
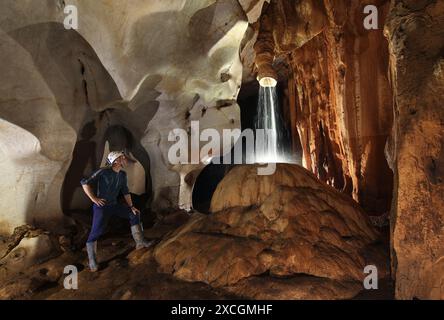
[87,203,140,243]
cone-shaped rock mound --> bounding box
[154,164,388,299]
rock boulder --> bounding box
[154,164,387,299]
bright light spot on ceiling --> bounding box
[259,77,277,88]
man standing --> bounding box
[81,151,153,272]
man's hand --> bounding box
[92,197,106,207]
[124,194,139,215]
[82,184,106,207]
[131,206,140,215]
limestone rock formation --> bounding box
[291,0,394,215]
[0,225,61,280]
[0,216,242,300]
[0,0,250,233]
[238,0,270,23]
[0,0,442,301]
[154,164,388,299]
[253,0,394,215]
[254,0,327,80]
[248,0,444,300]
[384,0,444,300]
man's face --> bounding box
[115,155,127,167]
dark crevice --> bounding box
[191,230,263,243]
[78,58,90,107]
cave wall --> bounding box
[0,0,251,233]
[254,0,394,214]
[1,0,443,300]
[254,0,444,299]
[62,0,248,213]
[0,21,118,234]
[385,0,444,300]
[288,0,394,214]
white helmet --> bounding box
[107,151,125,165]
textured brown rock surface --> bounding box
[253,0,394,215]
[254,0,327,80]
[251,0,444,299]
[292,0,394,215]
[154,164,387,299]
[0,0,442,301]
[384,0,444,300]
[0,215,248,300]
[0,225,61,280]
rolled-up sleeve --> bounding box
[121,172,130,195]
[81,169,103,186]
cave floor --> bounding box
[0,212,394,300]
[30,242,241,300]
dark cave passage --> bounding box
[191,163,232,214]
[62,123,152,213]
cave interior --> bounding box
[0,0,443,300]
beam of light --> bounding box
[254,83,297,165]
[267,86,278,161]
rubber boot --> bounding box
[86,241,98,272]
[131,224,154,250]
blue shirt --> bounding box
[80,168,130,205]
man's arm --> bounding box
[121,173,140,215]
[80,169,106,207]
[124,194,140,215]
[82,184,106,207]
